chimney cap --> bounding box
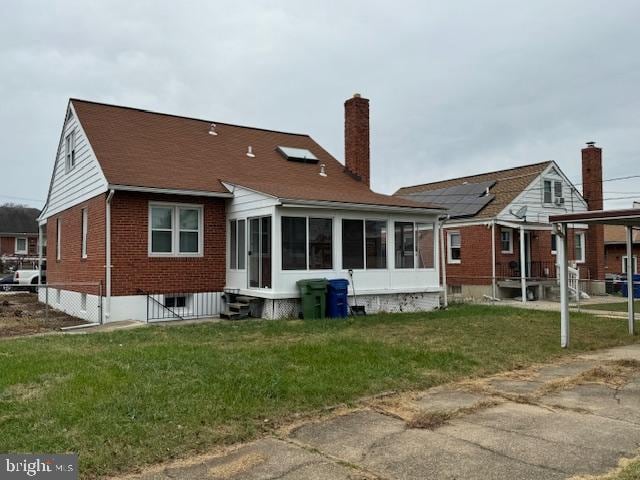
[586,141,597,147]
[353,93,361,98]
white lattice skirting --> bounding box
[261,292,441,320]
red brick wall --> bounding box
[443,224,585,285]
[46,194,107,293]
[605,244,640,275]
[110,191,226,296]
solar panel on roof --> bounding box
[277,146,318,163]
[399,180,496,218]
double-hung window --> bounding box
[500,229,513,253]
[574,232,585,263]
[149,204,203,256]
[622,256,639,275]
[447,231,461,264]
[282,216,333,270]
[15,237,27,255]
[229,219,246,269]
[65,130,76,172]
[543,178,563,205]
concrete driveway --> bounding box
[122,344,640,480]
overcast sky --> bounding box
[1,0,639,210]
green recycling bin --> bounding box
[297,278,328,319]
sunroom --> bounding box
[224,185,445,318]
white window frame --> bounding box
[148,202,204,257]
[282,215,334,271]
[341,217,390,271]
[56,218,61,261]
[447,231,461,264]
[542,177,564,205]
[81,208,88,258]
[500,228,513,254]
[65,130,76,172]
[622,256,638,275]
[229,219,247,270]
[15,237,28,255]
[574,232,586,264]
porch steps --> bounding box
[220,301,251,320]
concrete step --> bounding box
[220,309,248,320]
[227,302,251,312]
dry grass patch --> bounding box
[407,410,452,430]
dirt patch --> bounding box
[207,452,267,478]
[407,410,452,429]
[541,361,639,395]
[0,293,86,338]
[1,373,69,402]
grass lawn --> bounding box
[582,300,639,312]
[613,460,640,480]
[0,305,638,478]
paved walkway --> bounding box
[120,345,640,480]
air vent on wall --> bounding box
[276,146,318,163]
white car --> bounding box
[13,269,42,291]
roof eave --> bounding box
[108,184,234,198]
[279,198,446,214]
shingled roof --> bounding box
[71,99,441,211]
[0,205,40,235]
[394,161,553,219]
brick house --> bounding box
[37,95,446,322]
[0,205,40,271]
[604,225,639,276]
[395,144,607,300]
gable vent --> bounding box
[276,146,318,163]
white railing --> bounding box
[556,263,590,301]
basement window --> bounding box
[165,295,187,308]
[276,146,318,163]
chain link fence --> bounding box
[36,283,103,324]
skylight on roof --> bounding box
[277,146,318,163]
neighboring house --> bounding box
[394,144,606,300]
[604,225,639,276]
[37,95,445,322]
[0,205,40,269]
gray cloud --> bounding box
[1,0,639,209]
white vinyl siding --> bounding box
[149,203,203,256]
[40,102,109,221]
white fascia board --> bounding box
[280,198,445,215]
[220,182,279,199]
[110,184,233,198]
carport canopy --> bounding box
[549,208,640,348]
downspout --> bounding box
[520,225,526,303]
[105,189,115,323]
[438,215,449,308]
[491,220,497,302]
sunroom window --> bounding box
[394,222,414,269]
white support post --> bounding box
[491,221,497,301]
[520,226,526,303]
[558,224,570,348]
[626,226,635,335]
[440,225,448,308]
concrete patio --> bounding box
[117,344,640,480]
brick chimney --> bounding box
[581,142,605,282]
[344,93,370,187]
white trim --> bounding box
[280,198,445,214]
[148,202,204,257]
[622,255,638,275]
[14,237,28,255]
[500,228,513,253]
[56,218,61,261]
[110,184,233,198]
[81,207,88,258]
[229,286,444,300]
[447,231,461,264]
[574,231,586,264]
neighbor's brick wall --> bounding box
[605,244,640,275]
[46,194,107,294]
[110,191,226,296]
[443,225,585,286]
[0,235,38,256]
